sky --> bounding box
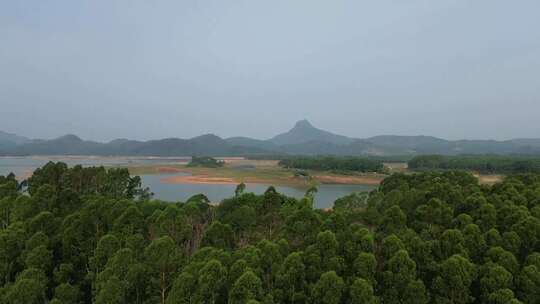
[1,0,539,142]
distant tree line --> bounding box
[247,154,414,163]
[1,163,540,303]
[187,156,224,168]
[278,156,384,173]
[408,155,540,174]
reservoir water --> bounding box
[141,174,373,209]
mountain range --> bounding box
[2,120,540,156]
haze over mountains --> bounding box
[0,131,30,151]
[1,120,540,157]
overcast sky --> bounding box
[1,1,539,141]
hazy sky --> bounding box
[1,1,539,141]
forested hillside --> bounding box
[1,163,540,303]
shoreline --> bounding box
[151,165,385,187]
[160,175,239,185]
[2,157,503,187]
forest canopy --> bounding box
[408,155,540,174]
[1,162,540,303]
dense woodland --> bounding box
[279,156,384,173]
[1,162,540,303]
[408,155,540,174]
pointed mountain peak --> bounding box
[57,134,83,142]
[270,119,354,146]
[293,119,314,129]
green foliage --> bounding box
[487,288,521,304]
[279,156,384,172]
[28,161,151,199]
[187,156,224,168]
[409,154,540,174]
[312,271,345,304]
[95,276,124,304]
[229,270,263,304]
[235,182,246,197]
[166,272,195,303]
[333,192,369,211]
[349,278,378,304]
[432,254,477,303]
[202,221,235,249]
[54,283,80,304]
[354,252,377,284]
[145,236,181,304]
[2,166,540,303]
[197,259,227,303]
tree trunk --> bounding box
[161,272,166,304]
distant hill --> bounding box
[2,133,266,156]
[225,137,280,151]
[2,120,540,156]
[0,131,30,150]
[270,119,354,146]
[7,134,106,155]
[509,138,540,148]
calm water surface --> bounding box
[0,156,188,178]
[141,174,374,209]
[0,157,375,209]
